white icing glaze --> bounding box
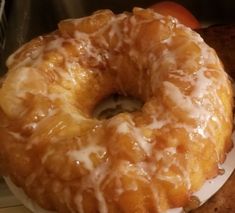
[111,118,153,156]
[163,81,199,117]
[80,163,109,213]
[116,121,129,134]
[132,127,153,156]
[8,131,24,140]
[191,68,212,98]
[67,144,106,171]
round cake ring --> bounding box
[0,7,233,212]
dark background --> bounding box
[1,0,235,73]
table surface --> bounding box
[0,178,30,212]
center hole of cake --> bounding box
[93,94,143,119]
